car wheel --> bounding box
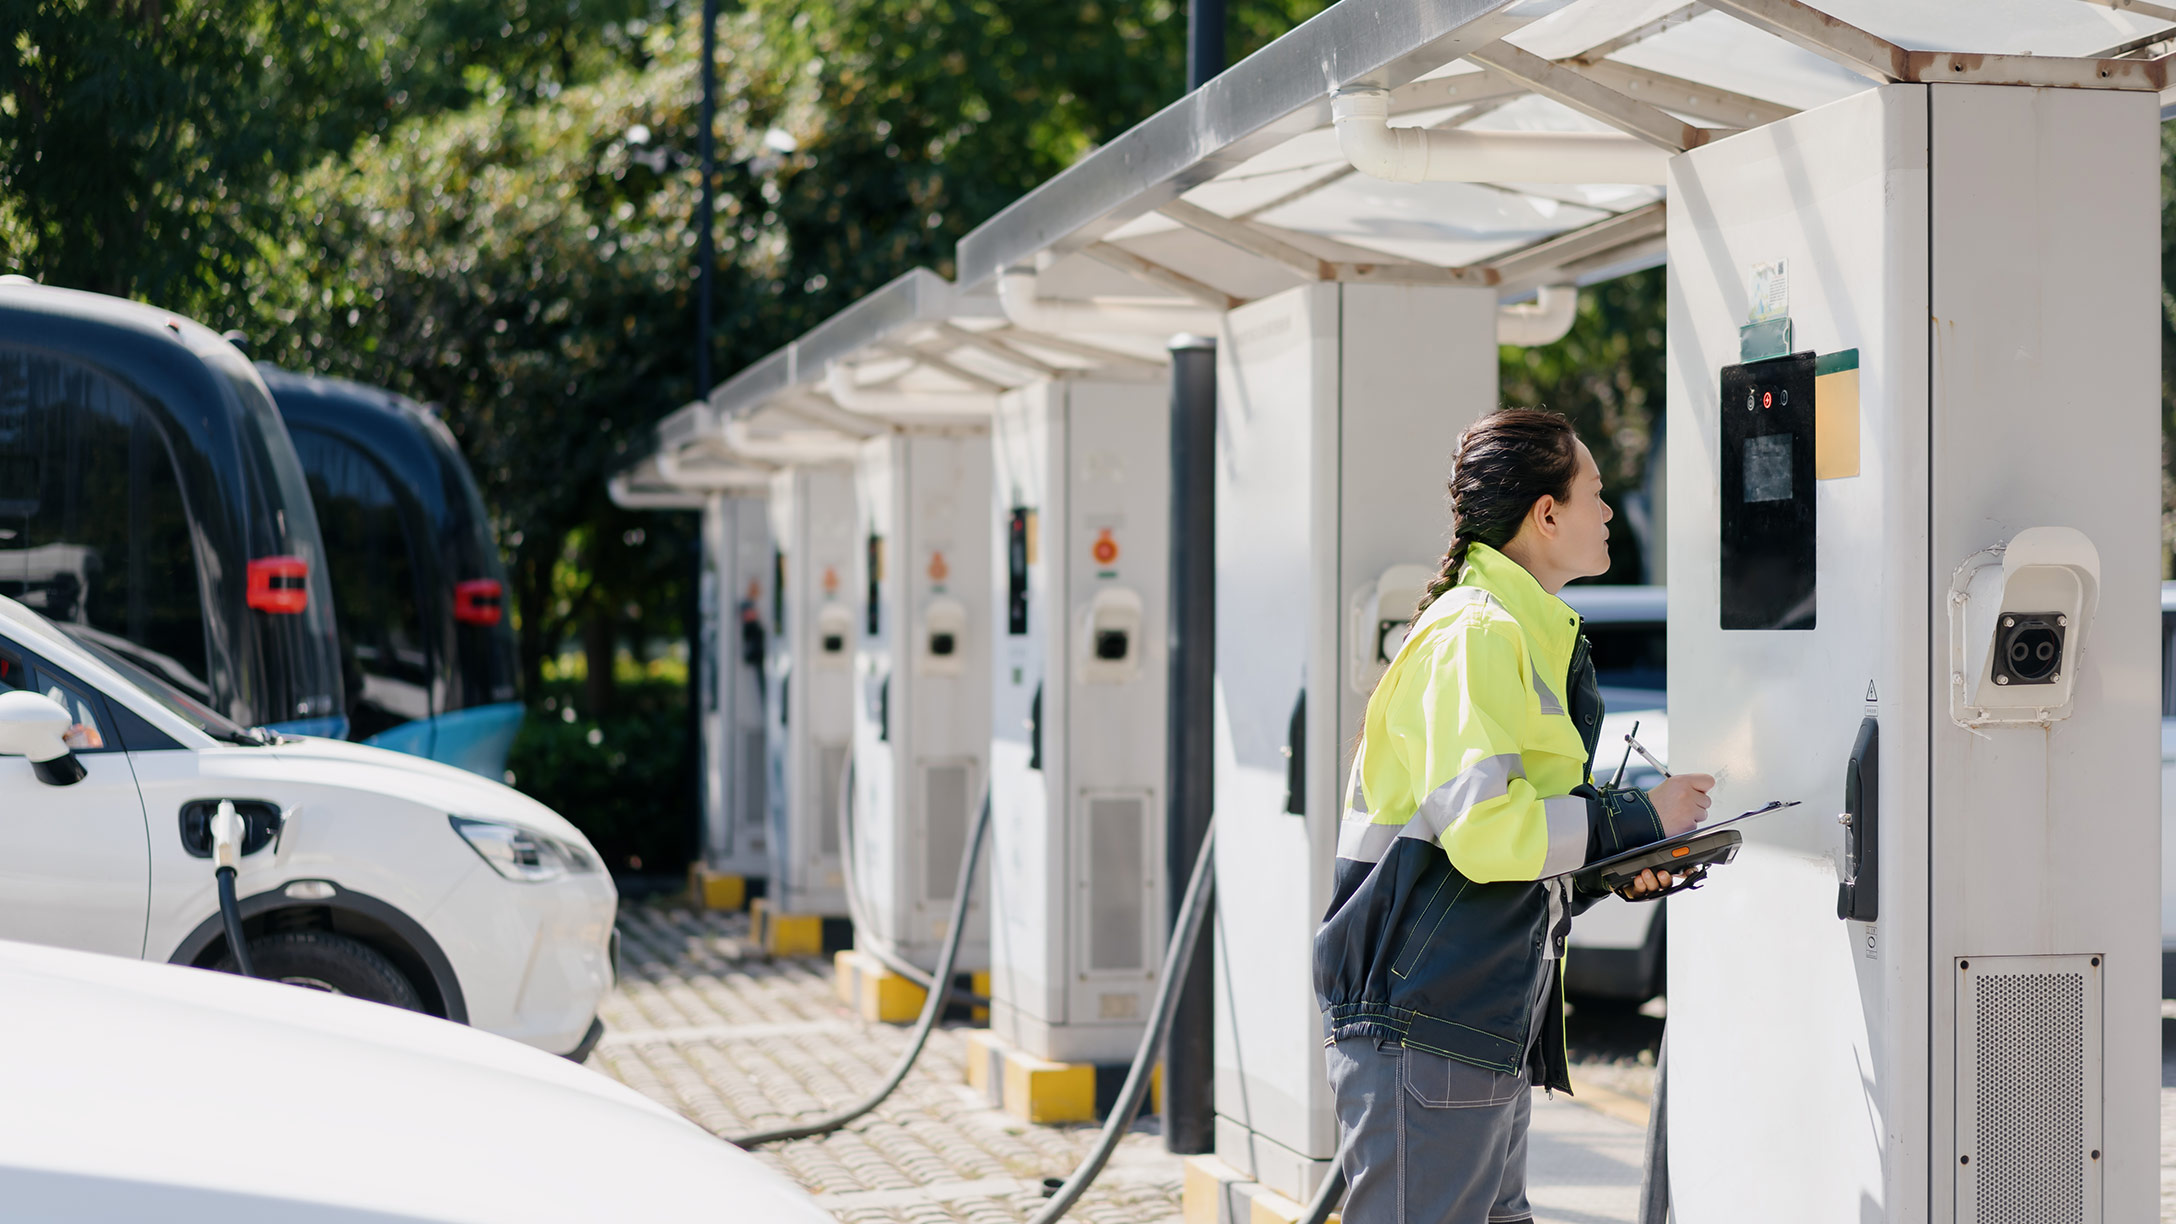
[215,931,423,1011]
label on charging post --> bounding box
[1719,351,1817,630]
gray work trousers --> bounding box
[1322,960,1552,1224]
[1323,1037,1533,1224]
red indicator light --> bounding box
[454,579,505,627]
[246,556,309,614]
[1761,391,1772,409]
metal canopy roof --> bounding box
[619,0,2176,496]
[955,0,2176,313]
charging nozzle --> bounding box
[210,800,245,871]
[210,800,256,978]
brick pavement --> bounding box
[588,904,1645,1224]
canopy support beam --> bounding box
[1466,41,1714,152]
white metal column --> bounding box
[1665,83,2158,1224]
[1211,281,1500,1200]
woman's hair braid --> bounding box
[1411,408,1581,622]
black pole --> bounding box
[1163,335,1217,1155]
[688,0,719,881]
[1186,0,1225,92]
[696,0,718,394]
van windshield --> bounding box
[58,622,268,745]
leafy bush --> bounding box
[505,677,693,878]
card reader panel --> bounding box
[1719,351,1817,630]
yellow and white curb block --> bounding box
[749,898,840,958]
[831,949,992,1025]
[1182,1154,1340,1224]
[962,1029,1162,1124]
[687,863,750,911]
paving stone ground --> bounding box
[587,904,1646,1224]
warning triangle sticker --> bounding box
[1865,680,1878,703]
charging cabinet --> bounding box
[698,492,773,880]
[1212,283,1499,1201]
[985,376,1171,1064]
[763,465,857,917]
[848,431,993,970]
[1665,85,2157,1222]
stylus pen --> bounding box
[1624,733,1670,779]
[1610,719,1639,788]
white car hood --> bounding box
[0,941,833,1223]
[259,736,588,846]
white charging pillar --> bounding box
[1666,84,2158,1222]
[985,374,1171,1062]
[848,430,994,969]
[1213,282,1499,1198]
[764,464,857,917]
[698,491,772,880]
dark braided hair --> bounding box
[1413,408,1582,620]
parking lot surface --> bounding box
[589,905,1651,1223]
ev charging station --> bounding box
[845,427,994,972]
[699,490,774,885]
[608,419,776,899]
[762,461,859,928]
[1664,81,2159,1222]
[985,370,1174,1067]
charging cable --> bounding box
[1029,818,1216,1224]
[835,752,988,1009]
[728,789,992,1147]
[210,800,257,979]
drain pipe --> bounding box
[997,268,1220,338]
[655,449,773,492]
[607,475,707,511]
[1497,284,1580,347]
[825,362,997,421]
[719,419,869,466]
[1329,88,1668,185]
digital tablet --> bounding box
[1559,800,1800,900]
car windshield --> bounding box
[56,622,268,745]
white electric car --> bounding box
[0,593,617,1057]
[0,938,831,1223]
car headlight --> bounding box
[449,816,601,882]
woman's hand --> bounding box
[1647,773,1715,838]
[1621,868,1675,900]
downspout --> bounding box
[824,362,998,422]
[1496,285,1580,346]
[720,418,870,465]
[607,475,707,511]
[1329,88,1668,185]
[998,268,1220,338]
[654,449,773,492]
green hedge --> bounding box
[505,678,693,877]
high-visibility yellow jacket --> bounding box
[1313,543,1665,1086]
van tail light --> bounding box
[246,557,309,614]
[454,579,504,627]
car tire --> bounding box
[215,931,424,1011]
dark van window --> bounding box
[0,349,211,701]
[289,425,431,740]
[1586,620,1667,694]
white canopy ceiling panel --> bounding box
[1496,0,1702,60]
[1255,175,1611,268]
[1609,12,1892,110]
[1824,0,2165,54]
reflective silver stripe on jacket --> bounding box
[1337,813,1401,864]
[1403,753,1525,848]
[1540,794,1588,878]
[1532,670,1565,717]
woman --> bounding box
[1313,408,1712,1224]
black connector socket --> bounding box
[1991,612,2066,687]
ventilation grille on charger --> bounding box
[1956,954,2101,1224]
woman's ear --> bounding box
[1530,494,1560,540]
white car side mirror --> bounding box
[0,691,87,785]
